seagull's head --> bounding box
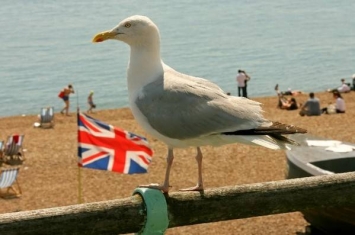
[92,15,160,47]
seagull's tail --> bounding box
[220,121,307,150]
[218,134,293,150]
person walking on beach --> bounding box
[87,90,96,113]
[236,69,250,98]
[59,84,75,116]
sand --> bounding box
[1,91,354,235]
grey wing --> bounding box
[136,69,269,140]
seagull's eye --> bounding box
[124,22,131,28]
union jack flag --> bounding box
[77,113,153,174]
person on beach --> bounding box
[327,78,351,93]
[87,90,96,113]
[337,78,351,93]
[299,92,321,116]
[236,69,250,98]
[321,91,346,114]
[59,84,75,116]
[274,84,302,96]
[275,85,300,110]
[279,97,299,110]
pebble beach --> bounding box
[1,91,354,235]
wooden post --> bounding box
[1,172,355,235]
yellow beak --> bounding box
[92,31,117,43]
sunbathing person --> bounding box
[275,84,303,96]
[278,96,299,110]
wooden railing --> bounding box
[1,172,355,235]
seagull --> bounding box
[92,15,306,193]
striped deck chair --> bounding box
[3,134,25,165]
[0,168,22,198]
[40,107,55,128]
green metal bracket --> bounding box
[133,188,169,235]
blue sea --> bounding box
[1,0,354,117]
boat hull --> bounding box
[286,134,355,234]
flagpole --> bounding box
[76,88,83,204]
[77,165,83,204]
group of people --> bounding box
[58,84,96,116]
[276,88,346,116]
[273,74,353,117]
[234,69,348,116]
[60,73,352,116]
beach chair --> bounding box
[3,134,25,165]
[0,167,22,198]
[40,107,55,128]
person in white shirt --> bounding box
[327,79,351,93]
[236,69,250,98]
[337,79,351,93]
[334,92,346,113]
[321,91,346,114]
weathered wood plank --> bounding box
[167,172,355,227]
[1,172,355,234]
[0,196,145,235]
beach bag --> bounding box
[327,104,336,114]
[58,90,64,99]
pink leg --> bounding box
[65,101,70,116]
[139,148,174,193]
[180,147,204,191]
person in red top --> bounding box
[59,84,75,116]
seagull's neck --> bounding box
[127,44,164,94]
